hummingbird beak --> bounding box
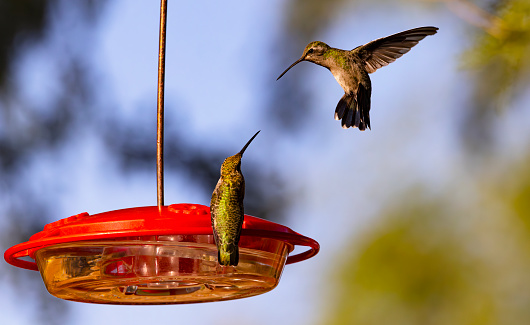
[239,130,260,155]
[276,57,304,80]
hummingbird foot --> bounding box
[218,244,239,266]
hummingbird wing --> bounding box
[353,26,438,74]
[210,178,224,246]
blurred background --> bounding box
[1,0,529,324]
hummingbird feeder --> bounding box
[4,204,318,304]
[3,0,319,305]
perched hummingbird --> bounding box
[210,130,260,266]
[277,26,438,130]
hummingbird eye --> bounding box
[307,48,314,54]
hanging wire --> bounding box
[157,0,168,207]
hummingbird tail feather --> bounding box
[335,86,371,130]
[218,244,239,266]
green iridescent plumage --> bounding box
[210,131,260,266]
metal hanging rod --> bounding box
[156,0,168,207]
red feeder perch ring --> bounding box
[4,203,319,304]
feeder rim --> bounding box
[4,204,319,271]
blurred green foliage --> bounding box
[464,0,530,98]
[321,144,530,323]
[459,0,530,151]
[325,158,530,324]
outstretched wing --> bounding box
[353,26,438,74]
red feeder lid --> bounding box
[4,203,319,271]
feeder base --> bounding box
[35,236,288,304]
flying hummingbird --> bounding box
[210,130,260,266]
[277,26,438,130]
